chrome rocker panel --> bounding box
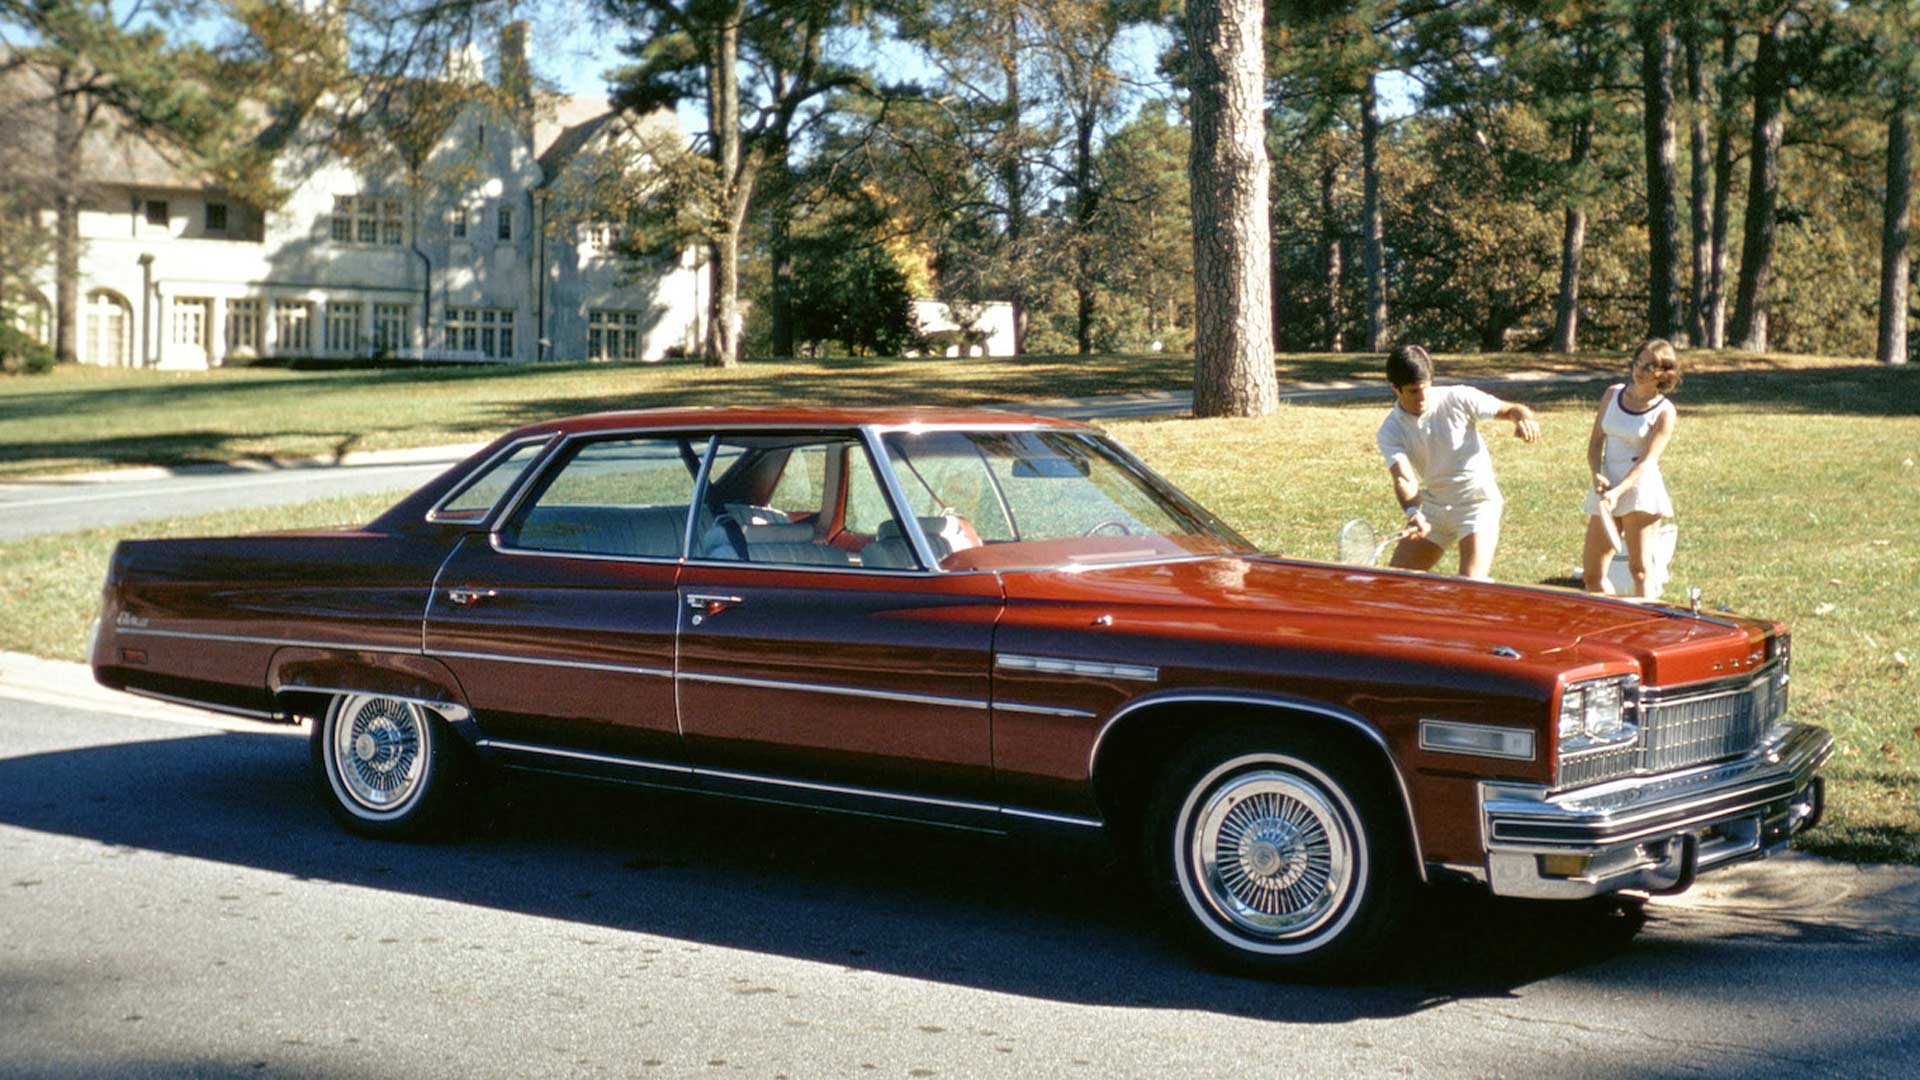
[1479,723,1833,901]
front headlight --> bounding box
[1557,675,1640,755]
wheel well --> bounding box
[1091,701,1418,869]
[275,689,334,725]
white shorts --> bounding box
[1416,496,1503,550]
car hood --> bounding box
[1000,555,1764,683]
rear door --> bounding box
[424,432,705,763]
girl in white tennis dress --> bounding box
[1582,339,1681,597]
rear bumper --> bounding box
[1479,723,1833,900]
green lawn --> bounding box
[1,348,1863,479]
[1,356,1912,864]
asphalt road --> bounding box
[3,690,1916,1080]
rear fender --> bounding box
[268,648,477,741]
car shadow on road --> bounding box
[0,729,1653,1021]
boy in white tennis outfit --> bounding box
[1376,345,1541,579]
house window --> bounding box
[226,298,262,353]
[85,291,132,366]
[171,297,210,349]
[332,196,404,245]
[451,206,468,239]
[324,301,362,353]
[274,301,312,353]
[372,304,410,352]
[144,200,169,227]
[445,307,514,360]
[205,202,228,232]
[583,222,625,251]
[497,206,513,241]
[587,310,647,361]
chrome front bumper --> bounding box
[1479,723,1833,900]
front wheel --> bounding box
[312,693,466,840]
[1144,730,1411,980]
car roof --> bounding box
[504,405,1099,439]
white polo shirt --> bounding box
[1376,385,1505,506]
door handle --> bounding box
[445,588,498,607]
[685,593,743,625]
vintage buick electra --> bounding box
[90,406,1831,977]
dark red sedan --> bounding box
[90,407,1830,977]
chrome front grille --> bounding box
[1559,660,1790,789]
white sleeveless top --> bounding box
[1586,384,1675,519]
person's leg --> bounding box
[1389,536,1446,571]
[1456,502,1501,580]
[1619,511,1663,597]
[1582,515,1618,593]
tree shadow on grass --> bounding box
[1502,363,1919,418]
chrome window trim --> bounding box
[481,538,686,567]
[273,684,472,723]
[678,670,990,711]
[997,654,1158,683]
[1087,689,1427,881]
[113,627,420,655]
[861,426,940,572]
[676,556,947,579]
[425,649,671,680]
[424,434,558,527]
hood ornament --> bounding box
[1689,585,1703,617]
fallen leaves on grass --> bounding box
[1814,602,1837,616]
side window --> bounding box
[884,434,1015,542]
[697,435,909,569]
[501,436,702,558]
[432,440,549,522]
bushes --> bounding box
[0,326,55,375]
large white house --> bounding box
[13,25,707,370]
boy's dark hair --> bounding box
[1386,344,1433,388]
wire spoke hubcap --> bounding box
[1191,770,1353,941]
[331,695,426,813]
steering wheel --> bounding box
[1083,518,1134,537]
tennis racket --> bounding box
[1337,518,1393,566]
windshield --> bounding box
[878,429,1255,571]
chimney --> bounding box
[499,21,532,108]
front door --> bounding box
[674,433,1003,806]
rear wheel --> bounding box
[1144,728,1411,980]
[312,693,465,840]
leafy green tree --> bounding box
[2,1,267,363]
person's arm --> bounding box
[1588,388,1615,495]
[1495,400,1542,443]
[1387,459,1429,538]
[1599,405,1676,512]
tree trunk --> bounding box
[1184,0,1277,417]
[768,160,794,358]
[1552,116,1592,354]
[1706,27,1736,348]
[1731,16,1786,353]
[1001,11,1027,357]
[53,67,81,365]
[1074,107,1096,356]
[705,16,744,368]
[1879,106,1913,366]
[1684,22,1712,347]
[1639,6,1684,344]
[1320,160,1344,352]
[1362,74,1387,353]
